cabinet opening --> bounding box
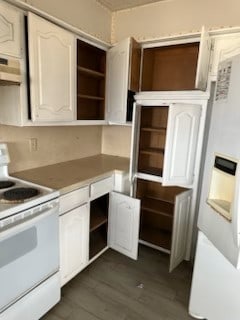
[77,40,106,73]
[77,98,104,120]
[138,106,168,176]
[136,179,188,251]
[89,194,109,259]
[126,90,135,122]
[141,42,199,91]
[77,39,106,120]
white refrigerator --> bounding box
[189,54,240,320]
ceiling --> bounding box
[96,0,165,11]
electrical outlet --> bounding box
[29,138,38,152]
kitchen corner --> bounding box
[12,154,130,195]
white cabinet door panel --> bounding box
[106,38,130,123]
[195,26,211,91]
[169,190,192,272]
[163,103,202,186]
[0,1,21,57]
[108,192,140,260]
[28,13,76,122]
[211,34,240,78]
[60,203,89,286]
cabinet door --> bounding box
[169,189,192,272]
[106,38,131,123]
[28,13,76,122]
[0,1,21,57]
[195,26,211,91]
[108,192,140,260]
[162,103,202,186]
[106,37,140,124]
[59,203,89,286]
[211,34,240,78]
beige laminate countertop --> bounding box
[12,154,130,194]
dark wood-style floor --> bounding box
[42,245,193,320]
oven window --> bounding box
[0,227,37,268]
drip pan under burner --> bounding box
[2,187,40,203]
[0,180,15,189]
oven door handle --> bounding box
[0,200,59,240]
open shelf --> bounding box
[141,127,167,133]
[137,179,188,251]
[89,224,108,259]
[77,39,106,120]
[141,197,174,217]
[139,167,163,176]
[140,225,172,250]
[139,147,164,156]
[141,42,199,91]
[77,66,105,78]
[90,208,108,232]
[89,194,109,259]
[138,106,168,176]
[77,94,104,101]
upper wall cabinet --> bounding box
[28,13,76,122]
[106,37,141,124]
[76,39,106,121]
[210,33,240,79]
[130,102,203,187]
[0,1,22,58]
[141,27,211,92]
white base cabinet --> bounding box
[59,203,89,287]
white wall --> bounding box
[112,0,240,43]
[26,0,112,43]
[101,126,132,158]
[2,125,102,173]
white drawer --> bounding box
[59,186,89,215]
[90,175,114,200]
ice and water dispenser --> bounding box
[207,154,237,221]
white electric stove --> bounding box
[0,143,60,320]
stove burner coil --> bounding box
[0,181,15,189]
[3,187,39,201]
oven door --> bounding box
[0,200,59,313]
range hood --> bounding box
[0,57,21,85]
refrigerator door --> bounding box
[198,54,240,267]
[189,232,240,320]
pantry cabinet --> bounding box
[136,179,192,271]
[28,12,76,122]
[130,102,202,187]
[141,27,211,92]
[0,0,22,58]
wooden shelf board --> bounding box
[140,148,164,156]
[140,226,172,250]
[77,66,105,78]
[141,197,174,218]
[77,94,105,101]
[90,209,108,232]
[141,127,167,133]
[146,195,175,205]
[139,167,163,176]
